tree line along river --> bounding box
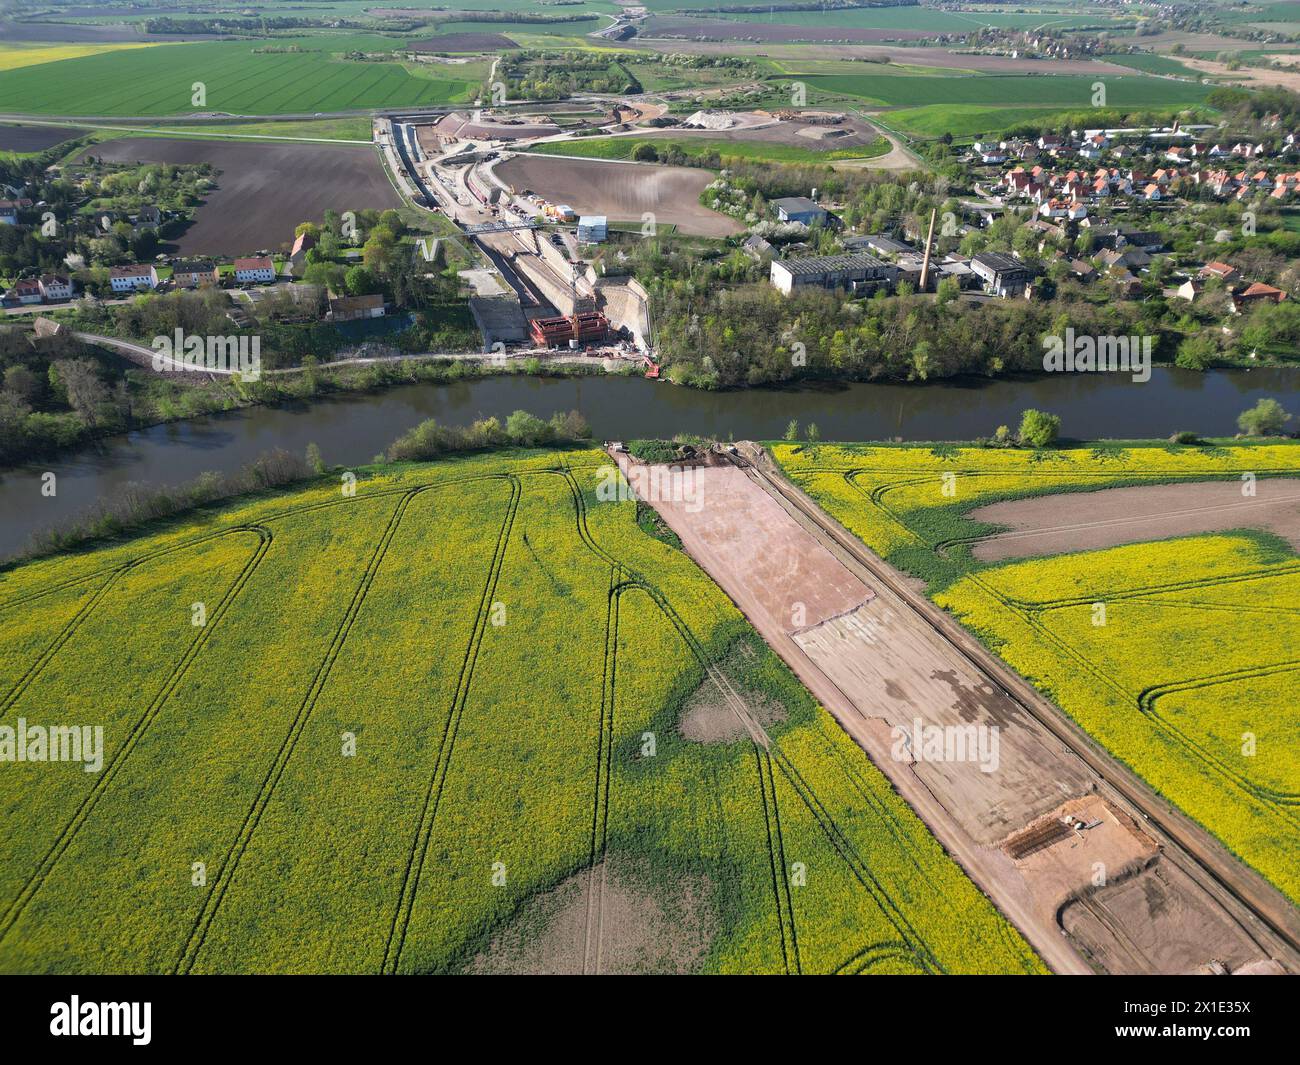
[1,366,1297,560]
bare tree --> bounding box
[53,358,109,427]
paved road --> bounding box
[73,330,637,378]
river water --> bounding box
[1,367,1296,559]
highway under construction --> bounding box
[615,442,1300,976]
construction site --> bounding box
[373,99,893,365]
[376,107,655,370]
[614,443,1300,977]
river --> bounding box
[2,366,1296,560]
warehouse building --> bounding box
[577,215,607,243]
[772,196,830,226]
[971,251,1032,298]
[769,252,898,296]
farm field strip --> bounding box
[701,8,1122,31]
[0,41,166,72]
[0,494,405,972]
[850,471,1300,587]
[974,559,1300,817]
[381,477,520,975]
[797,72,1213,110]
[0,529,275,961]
[0,524,276,718]
[0,582,100,693]
[778,444,1300,908]
[0,454,1045,974]
[190,485,512,974]
[0,39,475,116]
[600,499,954,973]
[0,529,272,953]
[175,489,424,974]
[578,475,794,969]
[583,565,620,975]
[391,472,620,973]
[563,469,810,972]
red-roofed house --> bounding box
[1199,261,1239,283]
[234,256,275,284]
[1231,282,1287,313]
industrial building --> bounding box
[855,234,912,257]
[771,196,830,226]
[970,251,1033,297]
[528,310,609,348]
[769,253,898,296]
[577,215,607,243]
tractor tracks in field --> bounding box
[556,465,804,973]
[176,488,428,975]
[595,458,960,974]
[833,940,917,975]
[7,460,947,973]
[706,653,947,975]
[764,453,1300,966]
[381,476,520,976]
[0,525,272,720]
[582,566,620,976]
[840,464,1300,820]
[0,525,273,946]
[0,473,509,721]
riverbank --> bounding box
[0,350,634,467]
[1,367,1297,562]
[9,330,1297,469]
[8,424,1297,571]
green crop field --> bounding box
[885,103,1073,138]
[0,36,477,117]
[777,443,1300,908]
[530,132,891,165]
[67,116,378,145]
[1100,52,1199,77]
[704,7,1122,31]
[798,72,1213,109]
[0,450,1043,975]
[42,0,621,18]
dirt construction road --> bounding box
[618,448,1300,975]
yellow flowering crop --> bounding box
[0,452,1040,974]
[781,443,1300,905]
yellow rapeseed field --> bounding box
[0,42,163,73]
[0,451,1043,974]
[777,442,1300,906]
